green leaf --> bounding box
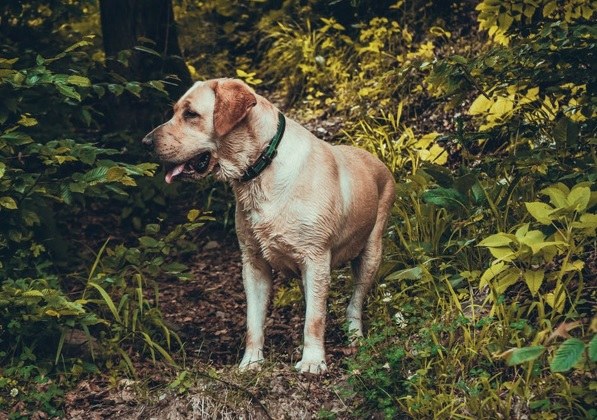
[87,282,121,323]
[78,148,97,165]
[563,260,584,272]
[523,270,544,296]
[550,338,585,372]
[469,94,493,115]
[422,187,467,210]
[64,39,93,53]
[106,167,126,182]
[495,269,519,294]
[545,283,566,313]
[506,346,545,366]
[515,223,530,239]
[148,80,167,94]
[22,290,44,297]
[540,186,568,208]
[479,233,516,248]
[571,213,597,230]
[1,132,33,145]
[0,162,5,179]
[187,209,201,222]
[589,335,597,362]
[567,186,590,212]
[553,116,579,147]
[162,262,188,274]
[488,246,516,262]
[108,84,124,96]
[489,96,513,119]
[18,114,38,127]
[80,166,110,183]
[497,12,514,32]
[125,82,142,97]
[56,83,81,101]
[139,236,160,248]
[0,196,17,209]
[385,266,423,281]
[479,261,506,288]
[525,202,554,225]
[543,1,557,17]
[67,75,91,87]
[134,45,162,57]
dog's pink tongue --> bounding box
[165,163,185,184]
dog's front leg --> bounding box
[239,256,272,371]
[296,253,331,374]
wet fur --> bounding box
[143,79,396,374]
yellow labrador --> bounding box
[142,79,395,374]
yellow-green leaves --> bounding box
[18,114,38,127]
[545,282,566,313]
[0,196,17,209]
[235,69,263,86]
[478,181,594,313]
[468,94,493,115]
[523,270,544,296]
[187,209,201,222]
[66,75,91,87]
[526,183,595,226]
[524,202,554,225]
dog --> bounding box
[142,78,395,374]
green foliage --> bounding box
[0,18,202,416]
[297,0,597,417]
[549,338,586,373]
[1,0,596,417]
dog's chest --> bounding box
[241,196,322,273]
[246,205,299,267]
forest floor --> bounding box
[62,228,368,419]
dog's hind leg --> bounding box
[347,181,394,344]
[347,240,382,342]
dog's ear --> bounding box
[213,79,257,137]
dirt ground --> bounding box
[63,230,367,419]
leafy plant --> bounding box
[478,182,595,316]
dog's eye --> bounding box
[183,109,200,120]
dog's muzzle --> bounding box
[164,151,212,184]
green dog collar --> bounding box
[240,112,286,182]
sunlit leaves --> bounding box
[523,270,544,296]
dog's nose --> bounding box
[142,133,154,148]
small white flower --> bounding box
[10,387,18,397]
[393,311,407,328]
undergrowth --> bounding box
[1,0,596,418]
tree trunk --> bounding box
[99,0,192,130]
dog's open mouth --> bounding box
[164,151,213,184]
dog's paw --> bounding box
[238,349,264,371]
[295,358,328,374]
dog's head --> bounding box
[142,78,257,183]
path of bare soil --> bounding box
[64,230,365,419]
